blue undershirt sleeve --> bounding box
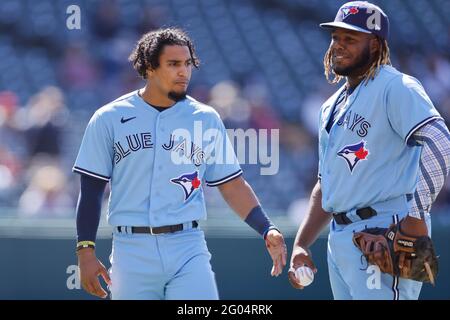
[76,174,108,242]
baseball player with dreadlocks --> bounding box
[73,27,287,300]
[288,1,450,299]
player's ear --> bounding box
[146,68,154,78]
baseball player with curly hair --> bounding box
[73,27,287,300]
[289,1,450,299]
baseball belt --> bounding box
[117,221,198,235]
[332,207,377,225]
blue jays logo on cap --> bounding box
[342,6,359,19]
[337,140,369,173]
[320,1,389,39]
[171,171,201,201]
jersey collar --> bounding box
[134,89,187,117]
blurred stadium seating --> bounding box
[0,0,449,221]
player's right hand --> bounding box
[265,229,287,277]
[77,248,112,299]
[288,246,317,290]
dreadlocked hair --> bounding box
[323,37,391,85]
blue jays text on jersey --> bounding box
[73,91,242,227]
[114,132,154,164]
[162,134,205,166]
[336,110,371,137]
[318,65,442,213]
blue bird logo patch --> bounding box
[170,171,201,201]
[337,141,369,173]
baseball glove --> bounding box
[352,222,438,284]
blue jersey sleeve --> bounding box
[73,111,114,181]
[386,74,442,143]
[203,119,242,187]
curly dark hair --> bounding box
[129,27,200,79]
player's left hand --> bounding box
[265,229,287,277]
[397,215,428,275]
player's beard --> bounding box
[168,90,187,102]
[332,44,371,77]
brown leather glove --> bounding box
[352,220,438,284]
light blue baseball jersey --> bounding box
[73,90,242,227]
[318,65,442,213]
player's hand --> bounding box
[77,248,112,299]
[397,215,428,273]
[288,246,317,289]
[265,229,287,277]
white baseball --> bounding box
[295,266,314,287]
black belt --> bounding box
[333,207,377,225]
[117,221,198,235]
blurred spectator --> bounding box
[22,86,69,158]
[137,5,168,35]
[0,91,26,158]
[299,83,334,137]
[0,146,22,207]
[18,159,73,218]
[422,54,450,117]
[91,0,121,40]
[59,42,100,90]
[0,91,25,207]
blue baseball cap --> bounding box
[320,1,389,39]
